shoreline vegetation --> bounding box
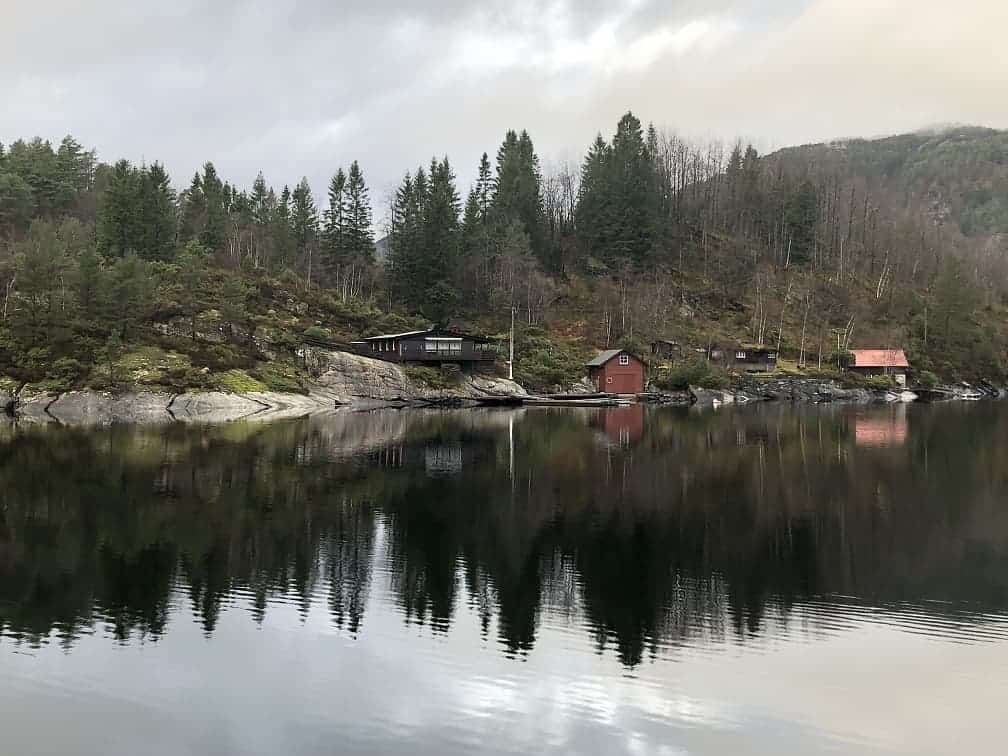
[3,119,1008,415]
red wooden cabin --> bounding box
[586,349,646,394]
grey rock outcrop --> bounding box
[566,377,597,395]
[47,391,175,425]
[690,387,747,407]
[308,349,526,405]
[756,378,874,403]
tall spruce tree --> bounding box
[271,185,296,269]
[388,172,420,307]
[251,173,269,226]
[179,172,205,244]
[575,112,657,267]
[56,135,96,194]
[422,157,462,322]
[138,162,177,261]
[96,160,140,257]
[608,112,656,262]
[343,161,374,260]
[291,178,319,280]
[0,172,35,234]
[475,152,492,219]
[323,168,347,262]
[492,130,546,266]
[575,134,612,269]
[199,163,227,252]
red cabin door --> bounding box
[609,373,640,394]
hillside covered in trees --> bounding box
[1,118,1007,395]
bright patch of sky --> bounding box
[2,0,1005,211]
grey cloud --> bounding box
[3,0,1005,217]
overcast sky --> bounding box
[3,0,1006,210]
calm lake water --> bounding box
[1,403,1007,755]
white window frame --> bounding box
[424,337,463,353]
[736,351,747,360]
[618,354,630,366]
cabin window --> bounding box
[424,338,462,353]
[736,351,747,360]
[619,354,630,366]
[768,353,777,360]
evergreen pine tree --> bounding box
[179,172,205,243]
[199,163,227,252]
[492,130,546,265]
[323,168,347,261]
[608,111,655,262]
[270,185,296,269]
[74,245,106,326]
[96,160,140,257]
[575,134,612,269]
[421,157,462,322]
[0,172,35,233]
[251,173,269,226]
[344,161,374,260]
[576,112,657,267]
[291,177,319,257]
[139,162,177,261]
[475,152,492,220]
[388,172,419,307]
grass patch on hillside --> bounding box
[250,361,311,394]
[117,347,193,384]
[211,369,269,393]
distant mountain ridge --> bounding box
[768,125,1008,238]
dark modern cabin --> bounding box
[651,339,682,363]
[707,344,779,373]
[352,329,497,369]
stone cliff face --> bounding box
[305,349,526,405]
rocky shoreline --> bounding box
[1,352,1000,426]
[684,377,1003,407]
[0,349,529,425]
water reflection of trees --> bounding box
[1,403,1006,666]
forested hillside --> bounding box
[1,117,1007,394]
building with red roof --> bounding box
[848,349,911,386]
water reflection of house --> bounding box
[425,445,464,477]
[855,409,909,447]
[592,405,645,446]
